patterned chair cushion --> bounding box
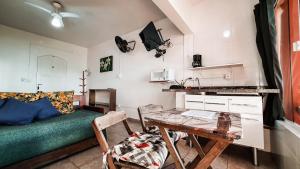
[0,92,41,102]
[146,126,188,142]
[38,91,74,114]
[104,132,168,169]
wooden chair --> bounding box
[137,104,188,140]
[92,111,170,169]
[137,104,188,163]
[137,104,163,132]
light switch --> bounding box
[20,77,31,83]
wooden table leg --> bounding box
[188,134,206,158]
[159,127,185,169]
[186,155,201,169]
[188,134,212,169]
[194,141,229,169]
[203,140,216,154]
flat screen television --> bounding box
[139,22,164,51]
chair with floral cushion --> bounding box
[92,111,171,169]
[137,104,188,142]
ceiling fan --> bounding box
[24,1,79,28]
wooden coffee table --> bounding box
[145,109,242,169]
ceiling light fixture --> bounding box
[25,1,79,29]
[51,14,64,28]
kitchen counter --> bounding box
[162,87,279,94]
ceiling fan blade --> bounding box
[60,12,79,18]
[24,1,52,14]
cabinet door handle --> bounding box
[186,101,204,103]
[231,103,257,107]
[205,102,226,106]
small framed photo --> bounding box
[100,56,113,73]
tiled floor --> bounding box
[43,120,277,169]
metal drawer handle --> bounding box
[231,103,257,107]
[205,102,225,106]
[186,101,204,103]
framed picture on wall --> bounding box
[100,56,113,73]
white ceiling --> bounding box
[0,0,166,47]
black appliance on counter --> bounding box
[192,54,202,68]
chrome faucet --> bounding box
[194,77,201,90]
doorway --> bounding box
[36,55,67,92]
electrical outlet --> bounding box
[224,74,231,80]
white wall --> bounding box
[188,0,265,86]
[87,0,265,118]
[0,25,88,94]
[169,0,194,29]
[88,19,183,118]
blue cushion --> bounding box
[0,99,41,125]
[0,99,5,108]
[31,97,60,120]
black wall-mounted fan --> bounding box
[115,36,136,53]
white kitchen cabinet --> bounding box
[176,92,186,108]
[183,94,264,149]
[185,95,204,110]
[204,97,228,112]
[233,113,264,148]
[228,97,262,115]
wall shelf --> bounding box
[149,80,173,83]
[188,63,243,70]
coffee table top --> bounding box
[144,108,242,141]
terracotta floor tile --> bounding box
[43,120,277,169]
[211,153,229,169]
[43,159,78,169]
[69,147,101,167]
[79,158,102,169]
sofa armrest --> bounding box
[82,105,104,114]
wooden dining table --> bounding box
[144,109,242,169]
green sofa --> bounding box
[0,109,103,168]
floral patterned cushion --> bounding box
[103,132,168,169]
[146,126,188,142]
[0,91,75,114]
[38,91,74,114]
[0,92,40,102]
